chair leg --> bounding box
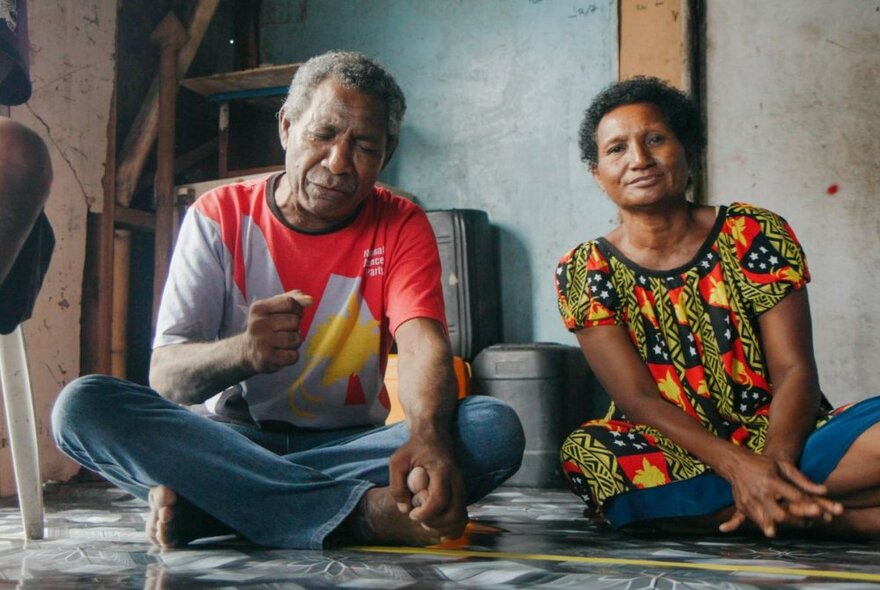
[0,326,45,540]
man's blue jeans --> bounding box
[51,375,524,549]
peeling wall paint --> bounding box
[0,0,117,493]
[705,1,880,405]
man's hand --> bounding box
[720,453,843,537]
[388,433,468,541]
[240,290,313,374]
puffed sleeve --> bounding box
[556,241,621,331]
[721,203,811,315]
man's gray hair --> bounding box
[282,51,406,142]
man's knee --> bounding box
[51,375,141,444]
[457,396,525,468]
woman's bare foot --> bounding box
[146,485,233,548]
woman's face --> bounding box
[592,102,689,211]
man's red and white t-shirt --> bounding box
[154,174,446,429]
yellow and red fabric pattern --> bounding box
[554,203,857,526]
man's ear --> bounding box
[381,135,399,170]
[278,107,290,149]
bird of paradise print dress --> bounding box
[554,202,855,527]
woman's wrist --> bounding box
[711,442,757,481]
[761,443,801,466]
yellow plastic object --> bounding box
[384,354,470,425]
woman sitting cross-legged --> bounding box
[555,76,880,539]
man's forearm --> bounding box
[150,335,253,405]
[394,318,457,438]
[399,357,456,438]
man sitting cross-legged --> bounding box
[52,51,524,549]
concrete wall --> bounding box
[261,0,618,345]
[705,1,879,405]
[1,0,117,492]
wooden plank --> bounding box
[619,0,692,90]
[151,14,188,326]
[180,63,300,97]
[81,86,117,376]
[115,0,220,207]
[98,87,117,374]
[114,206,156,232]
[110,230,131,379]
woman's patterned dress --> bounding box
[555,203,855,527]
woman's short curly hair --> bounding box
[579,76,704,171]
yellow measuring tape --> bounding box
[353,546,880,582]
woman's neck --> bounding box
[607,202,717,271]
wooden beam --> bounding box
[114,206,156,232]
[115,0,220,207]
[98,87,117,375]
[180,63,299,97]
[81,86,117,376]
[619,0,692,90]
[133,137,218,195]
[151,14,188,325]
[110,230,131,379]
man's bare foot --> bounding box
[146,485,232,548]
[338,486,443,547]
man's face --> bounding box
[278,78,391,231]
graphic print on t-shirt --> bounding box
[285,273,382,422]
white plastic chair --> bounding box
[0,325,45,539]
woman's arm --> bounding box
[723,288,843,527]
[759,288,822,462]
[577,322,838,536]
[577,325,752,476]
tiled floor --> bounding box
[0,483,879,588]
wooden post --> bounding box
[151,15,188,325]
[81,87,117,376]
[110,230,131,378]
[618,0,693,90]
[99,90,117,375]
[218,101,230,178]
